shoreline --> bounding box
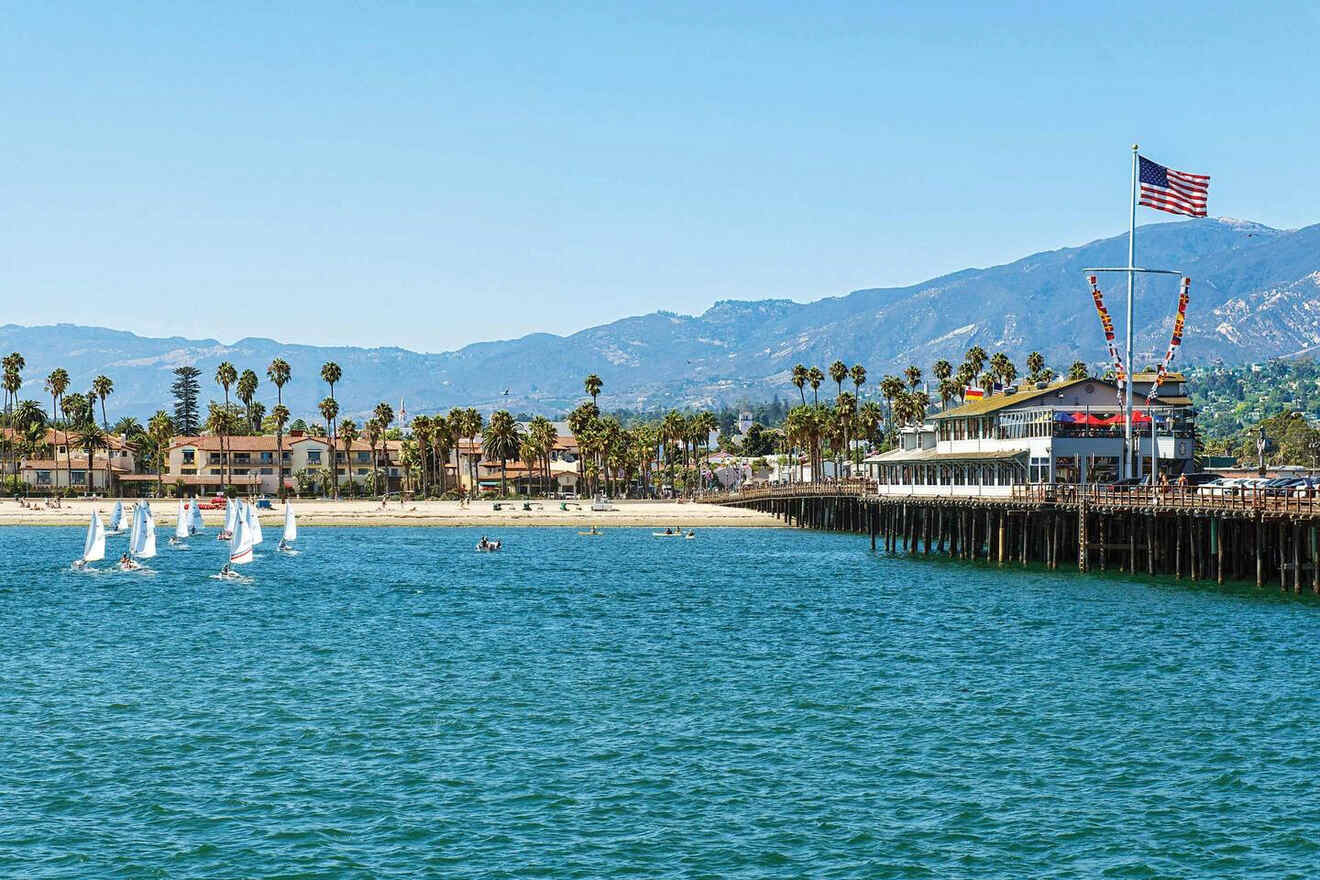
[0,498,776,529]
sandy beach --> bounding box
[0,497,777,528]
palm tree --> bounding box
[965,345,988,377]
[237,369,258,431]
[1068,360,1089,380]
[454,408,483,499]
[858,401,884,449]
[92,375,113,430]
[791,364,808,405]
[113,416,144,437]
[954,363,975,403]
[45,368,70,492]
[432,415,455,496]
[18,410,50,468]
[904,364,922,390]
[214,361,237,489]
[1026,351,1045,382]
[584,374,603,406]
[482,410,523,497]
[267,358,292,498]
[2,353,23,483]
[318,396,339,495]
[320,362,342,487]
[835,391,856,475]
[850,363,867,401]
[147,410,174,497]
[660,410,686,493]
[529,415,557,497]
[410,415,432,497]
[989,352,1010,386]
[270,403,290,494]
[937,378,960,411]
[78,422,107,497]
[829,361,848,397]
[372,402,394,491]
[879,375,904,443]
[339,419,359,495]
[932,359,952,384]
[807,366,824,405]
[364,418,383,496]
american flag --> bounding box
[1139,156,1209,217]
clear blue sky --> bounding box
[3,1,1316,351]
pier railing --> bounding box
[1011,483,1320,514]
[698,479,873,503]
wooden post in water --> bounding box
[1256,515,1264,588]
[1312,526,1319,594]
[1175,517,1183,580]
[1092,511,1103,575]
[1294,522,1302,593]
[1214,518,1223,585]
[1078,499,1088,573]
[1279,524,1287,591]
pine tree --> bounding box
[171,366,201,434]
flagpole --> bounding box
[1125,143,1138,480]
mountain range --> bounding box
[4,217,1320,421]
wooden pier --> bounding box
[703,481,1320,592]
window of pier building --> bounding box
[997,410,1053,441]
[1055,456,1080,484]
[1029,456,1050,483]
[1089,455,1119,483]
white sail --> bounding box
[128,503,141,551]
[191,498,204,533]
[82,510,106,562]
[223,499,237,534]
[133,503,157,559]
[246,501,264,546]
[175,498,190,539]
[108,500,124,532]
[282,502,297,543]
[229,513,255,565]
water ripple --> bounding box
[2,526,1319,877]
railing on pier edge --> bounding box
[701,480,1320,517]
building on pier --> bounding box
[862,373,1196,494]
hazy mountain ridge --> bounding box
[5,218,1320,420]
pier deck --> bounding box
[702,481,1320,591]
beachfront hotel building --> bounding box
[6,428,137,493]
[129,431,408,496]
[862,373,1197,494]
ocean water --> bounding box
[3,525,1319,878]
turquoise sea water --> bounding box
[3,525,1320,878]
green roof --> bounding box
[932,377,1093,419]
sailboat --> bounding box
[245,500,264,548]
[218,498,236,541]
[122,503,156,570]
[169,498,190,549]
[278,502,298,554]
[190,497,204,535]
[73,509,106,570]
[107,500,125,535]
[216,511,256,581]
